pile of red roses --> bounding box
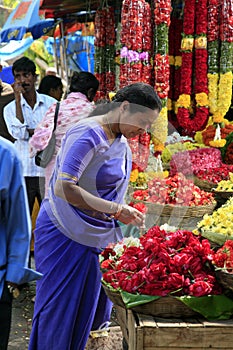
[132,173,214,206]
[101,226,222,297]
[194,164,233,184]
[213,240,233,273]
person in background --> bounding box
[45,67,58,76]
[29,71,99,196]
[3,57,56,215]
[0,64,15,142]
[28,82,162,350]
[38,75,63,101]
[0,137,42,350]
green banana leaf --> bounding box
[120,291,233,320]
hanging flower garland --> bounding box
[176,0,209,136]
[207,0,233,124]
[168,15,183,130]
[119,0,153,183]
[119,0,153,87]
[94,6,116,100]
[151,0,172,152]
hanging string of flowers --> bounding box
[119,0,153,88]
[119,0,153,183]
[176,0,209,136]
[168,14,183,130]
[207,0,233,125]
[151,0,172,153]
[94,6,116,100]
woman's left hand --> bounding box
[117,204,146,229]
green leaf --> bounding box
[179,295,233,320]
[121,291,160,308]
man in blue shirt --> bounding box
[0,137,42,350]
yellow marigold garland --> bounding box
[151,107,167,152]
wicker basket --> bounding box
[212,190,233,207]
[213,190,233,200]
[215,269,233,292]
[103,285,199,318]
[199,230,233,246]
[193,176,217,192]
[131,199,216,217]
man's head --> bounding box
[12,57,37,93]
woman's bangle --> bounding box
[110,204,123,220]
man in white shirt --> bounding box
[3,57,56,214]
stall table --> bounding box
[116,305,233,350]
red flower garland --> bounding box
[176,0,209,136]
[94,7,116,100]
[168,16,183,130]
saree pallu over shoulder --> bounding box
[46,134,132,248]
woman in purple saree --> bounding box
[29,83,162,350]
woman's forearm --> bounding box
[54,180,119,214]
[54,180,146,228]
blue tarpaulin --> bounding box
[0,66,14,84]
[45,33,95,73]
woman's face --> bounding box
[119,106,159,139]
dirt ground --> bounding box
[7,272,124,350]
[8,282,35,350]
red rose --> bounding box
[189,280,213,297]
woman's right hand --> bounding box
[117,204,146,229]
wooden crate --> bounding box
[115,305,233,350]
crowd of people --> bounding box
[0,56,162,350]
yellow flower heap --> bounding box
[215,173,233,192]
[197,197,233,242]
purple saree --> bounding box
[29,121,131,350]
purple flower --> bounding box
[139,51,149,61]
[120,46,128,58]
[128,50,140,63]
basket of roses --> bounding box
[130,173,216,219]
[100,226,233,320]
[193,165,233,193]
[212,240,233,292]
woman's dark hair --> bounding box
[69,71,99,97]
[113,83,162,112]
[12,57,36,75]
[89,83,162,116]
[38,76,62,95]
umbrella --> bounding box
[0,0,55,43]
[0,37,34,60]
